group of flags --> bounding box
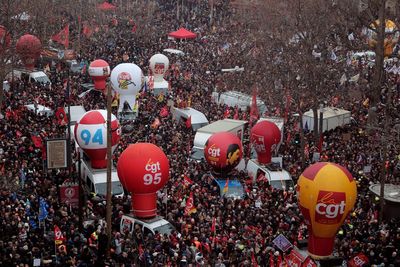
[51,16,138,49]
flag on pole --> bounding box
[211,217,216,234]
[183,175,193,188]
[51,25,69,48]
[251,252,259,267]
[151,117,161,129]
[223,106,230,118]
[160,106,169,117]
[82,23,93,38]
[55,107,68,125]
[31,135,43,148]
[184,192,197,215]
[38,197,48,221]
[54,225,66,245]
[223,179,229,194]
[233,106,239,120]
[250,88,259,124]
[185,116,192,129]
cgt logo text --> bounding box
[208,144,220,158]
[315,191,346,224]
[145,159,161,174]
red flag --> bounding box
[223,178,229,194]
[269,251,275,267]
[303,257,317,267]
[82,23,93,37]
[286,131,291,144]
[55,107,68,126]
[251,252,259,267]
[233,106,239,120]
[183,175,193,188]
[54,225,65,245]
[16,130,23,138]
[185,116,192,129]
[348,253,369,267]
[250,88,259,124]
[138,244,144,258]
[131,24,137,33]
[276,255,282,267]
[211,217,216,233]
[184,192,197,215]
[223,106,230,118]
[31,135,43,148]
[160,106,169,117]
[317,134,324,153]
[284,94,292,123]
[51,25,69,49]
[151,117,161,129]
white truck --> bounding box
[246,159,294,190]
[171,107,209,131]
[211,90,267,115]
[78,158,124,199]
[191,119,247,161]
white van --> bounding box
[120,215,177,236]
[25,104,54,117]
[171,107,209,131]
[78,159,124,199]
[211,90,267,115]
[7,69,51,86]
[191,119,247,161]
[246,159,294,190]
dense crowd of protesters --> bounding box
[1,1,400,266]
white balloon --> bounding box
[110,63,143,96]
[149,54,169,83]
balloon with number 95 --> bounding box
[117,143,170,218]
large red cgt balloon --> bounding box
[204,132,243,174]
[0,26,11,54]
[117,143,170,218]
[16,34,42,69]
[251,120,281,164]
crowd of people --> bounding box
[1,1,400,266]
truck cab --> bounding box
[78,158,124,199]
[191,119,247,161]
[120,215,177,237]
[246,159,294,190]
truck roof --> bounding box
[197,119,247,134]
[172,107,208,124]
[122,215,171,228]
[66,105,86,124]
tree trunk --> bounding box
[0,72,5,114]
[312,107,319,145]
[369,1,386,127]
[299,110,306,168]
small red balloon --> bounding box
[0,26,11,54]
[117,143,170,218]
[88,59,110,91]
[204,132,243,173]
[251,121,281,164]
[16,34,42,69]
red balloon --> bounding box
[117,143,170,218]
[16,34,42,69]
[0,26,11,54]
[88,59,110,91]
[74,110,120,169]
[250,121,281,164]
[204,132,243,173]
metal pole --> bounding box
[67,75,72,173]
[379,88,392,223]
[319,104,324,151]
[78,150,83,231]
[106,83,113,256]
